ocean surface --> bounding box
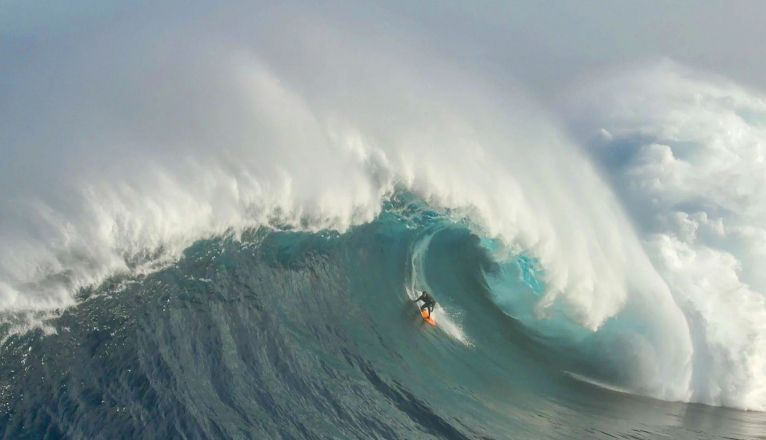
[2,196,763,439]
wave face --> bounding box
[2,202,764,439]
[2,1,766,437]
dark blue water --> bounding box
[1,203,764,439]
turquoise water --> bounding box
[1,202,763,439]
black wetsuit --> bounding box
[414,291,436,316]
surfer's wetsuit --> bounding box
[414,291,436,316]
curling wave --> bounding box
[1,12,765,414]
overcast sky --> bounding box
[3,0,766,102]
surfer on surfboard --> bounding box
[413,290,436,318]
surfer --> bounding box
[413,290,436,317]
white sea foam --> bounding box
[564,62,766,409]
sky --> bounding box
[3,1,766,99]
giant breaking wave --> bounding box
[1,10,765,411]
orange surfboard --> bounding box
[420,309,436,326]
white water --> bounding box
[1,5,765,410]
[565,62,766,409]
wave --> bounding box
[1,9,765,412]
